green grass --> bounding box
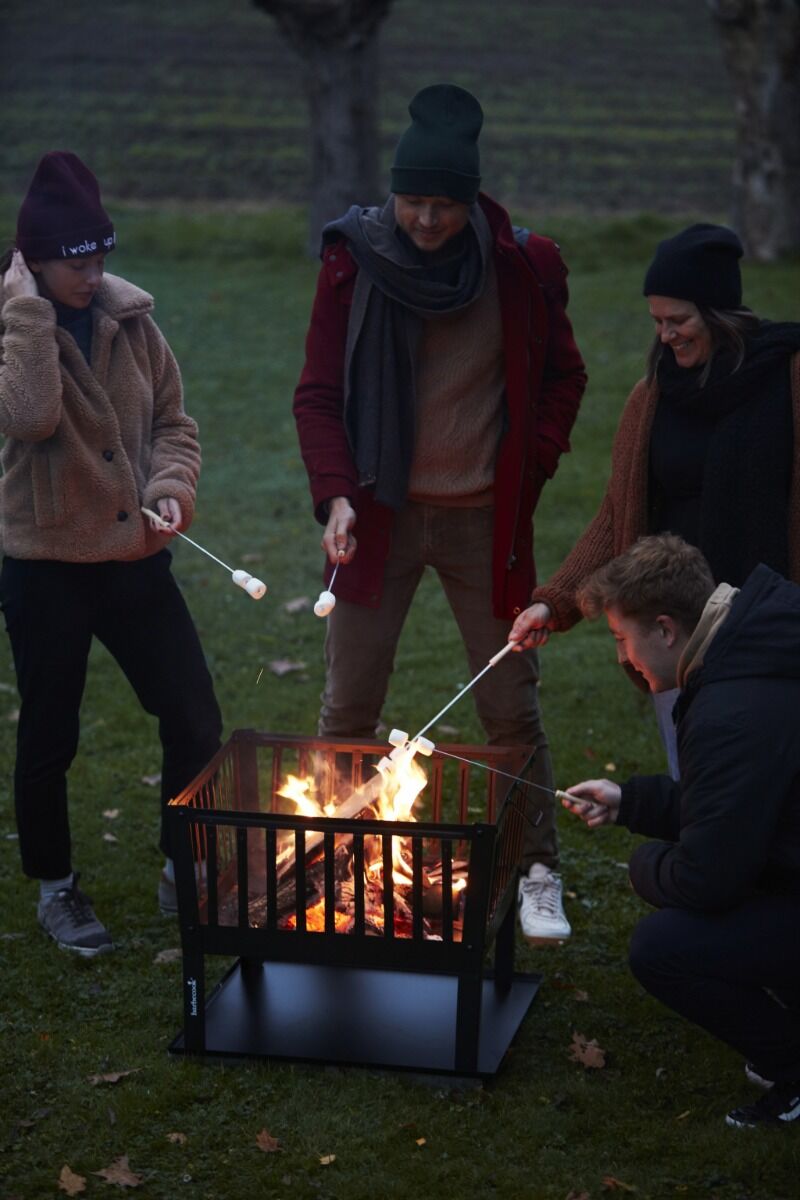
[1,206,799,1199]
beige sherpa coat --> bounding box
[0,271,200,562]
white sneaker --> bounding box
[518,862,571,942]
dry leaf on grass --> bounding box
[602,1175,636,1193]
[319,1154,336,1166]
[255,1128,281,1153]
[415,1137,426,1147]
[604,761,617,772]
[283,596,311,614]
[58,1165,86,1195]
[102,809,120,820]
[675,1109,692,1121]
[269,659,306,677]
[166,1132,187,1145]
[568,1031,606,1070]
[102,832,118,844]
[140,773,161,787]
[154,948,182,965]
[93,1156,143,1187]
[241,552,262,564]
[87,1069,140,1086]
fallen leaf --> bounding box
[602,1176,636,1193]
[268,659,306,677]
[58,1165,86,1195]
[256,1128,280,1153]
[319,1154,336,1166]
[241,552,262,564]
[573,989,589,1002]
[93,1156,143,1188]
[604,761,617,772]
[675,1109,692,1121]
[283,596,311,614]
[166,1132,187,1145]
[568,1031,606,1070]
[415,1137,426,1147]
[438,724,459,735]
[141,773,161,787]
[103,832,119,843]
[154,948,182,965]
[103,809,120,819]
[86,1069,140,1086]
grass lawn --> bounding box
[1,205,799,1199]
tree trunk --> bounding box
[252,0,393,254]
[708,0,800,261]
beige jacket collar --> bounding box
[676,582,739,690]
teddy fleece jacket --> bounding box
[0,272,200,562]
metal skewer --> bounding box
[140,506,267,598]
[411,640,516,743]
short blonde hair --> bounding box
[577,534,714,635]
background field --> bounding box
[1,3,800,1199]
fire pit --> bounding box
[167,729,542,1077]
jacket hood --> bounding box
[689,564,800,690]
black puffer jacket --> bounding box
[618,564,800,911]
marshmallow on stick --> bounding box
[314,560,341,618]
[141,507,267,600]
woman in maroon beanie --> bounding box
[0,151,222,955]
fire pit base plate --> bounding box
[170,959,542,1078]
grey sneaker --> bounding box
[518,862,572,942]
[157,870,178,917]
[37,875,112,956]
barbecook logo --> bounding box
[60,233,116,257]
[186,976,198,1017]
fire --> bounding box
[276,747,467,939]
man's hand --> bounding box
[322,496,357,564]
[148,498,182,534]
[561,779,621,828]
[4,250,38,300]
[509,601,553,649]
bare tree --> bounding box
[708,0,800,260]
[253,0,394,254]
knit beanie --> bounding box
[16,151,115,261]
[390,84,482,204]
[643,223,743,309]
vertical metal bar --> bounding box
[382,834,394,938]
[237,827,249,927]
[324,832,336,935]
[294,829,306,933]
[459,762,470,822]
[206,825,218,928]
[266,826,278,931]
[236,740,260,812]
[270,747,282,812]
[353,833,365,934]
[441,838,453,942]
[412,835,424,941]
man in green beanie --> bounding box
[293,83,587,941]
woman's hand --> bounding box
[148,498,182,534]
[3,250,38,300]
[509,601,553,649]
[560,779,622,828]
[322,496,357,564]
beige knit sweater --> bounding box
[0,272,200,562]
[534,353,800,630]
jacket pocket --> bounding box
[31,446,65,528]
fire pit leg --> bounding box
[454,972,482,1074]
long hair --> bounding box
[646,306,762,387]
[0,246,13,274]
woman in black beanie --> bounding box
[509,222,800,775]
[0,152,222,955]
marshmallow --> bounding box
[245,576,267,599]
[388,728,409,747]
[410,736,434,756]
[232,570,251,589]
[314,590,336,618]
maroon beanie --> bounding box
[16,151,115,261]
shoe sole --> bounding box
[523,934,570,945]
[46,932,114,957]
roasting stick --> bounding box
[412,639,517,743]
[140,506,267,599]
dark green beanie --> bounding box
[390,84,482,204]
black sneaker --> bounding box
[726,1079,800,1128]
[745,1061,774,1089]
[37,875,113,956]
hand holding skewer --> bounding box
[140,506,267,600]
[560,779,622,827]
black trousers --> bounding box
[629,894,800,1083]
[0,552,222,880]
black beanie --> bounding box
[643,223,743,309]
[390,84,482,204]
[16,151,115,261]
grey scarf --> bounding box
[322,197,492,510]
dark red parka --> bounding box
[293,193,587,620]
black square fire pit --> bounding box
[167,729,542,1078]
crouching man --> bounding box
[563,533,800,1129]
